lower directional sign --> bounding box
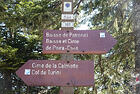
[16,60,94,86]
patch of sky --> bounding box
[75,5,100,30]
[0,22,5,27]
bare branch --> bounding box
[74,0,83,14]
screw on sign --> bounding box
[16,60,94,86]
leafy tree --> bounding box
[0,0,137,94]
[0,0,61,93]
[75,0,134,93]
[133,0,140,94]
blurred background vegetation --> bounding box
[0,0,136,94]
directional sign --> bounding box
[42,30,117,54]
[16,60,94,86]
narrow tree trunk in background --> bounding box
[3,71,12,93]
[27,86,32,94]
[134,0,140,94]
[0,72,4,94]
[16,82,21,94]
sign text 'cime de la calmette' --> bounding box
[42,30,117,54]
[16,60,94,86]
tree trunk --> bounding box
[3,71,12,93]
[134,0,140,94]
[0,72,4,94]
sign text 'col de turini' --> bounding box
[43,30,117,54]
[16,60,94,86]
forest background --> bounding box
[0,0,138,94]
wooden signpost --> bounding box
[16,0,117,94]
[61,0,75,93]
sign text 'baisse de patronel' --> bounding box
[42,30,117,54]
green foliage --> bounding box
[0,0,61,70]
[75,0,134,93]
[0,0,135,93]
[0,0,61,93]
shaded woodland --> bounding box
[0,0,139,94]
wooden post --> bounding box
[60,0,74,94]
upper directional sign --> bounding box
[16,60,94,86]
[42,30,117,54]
